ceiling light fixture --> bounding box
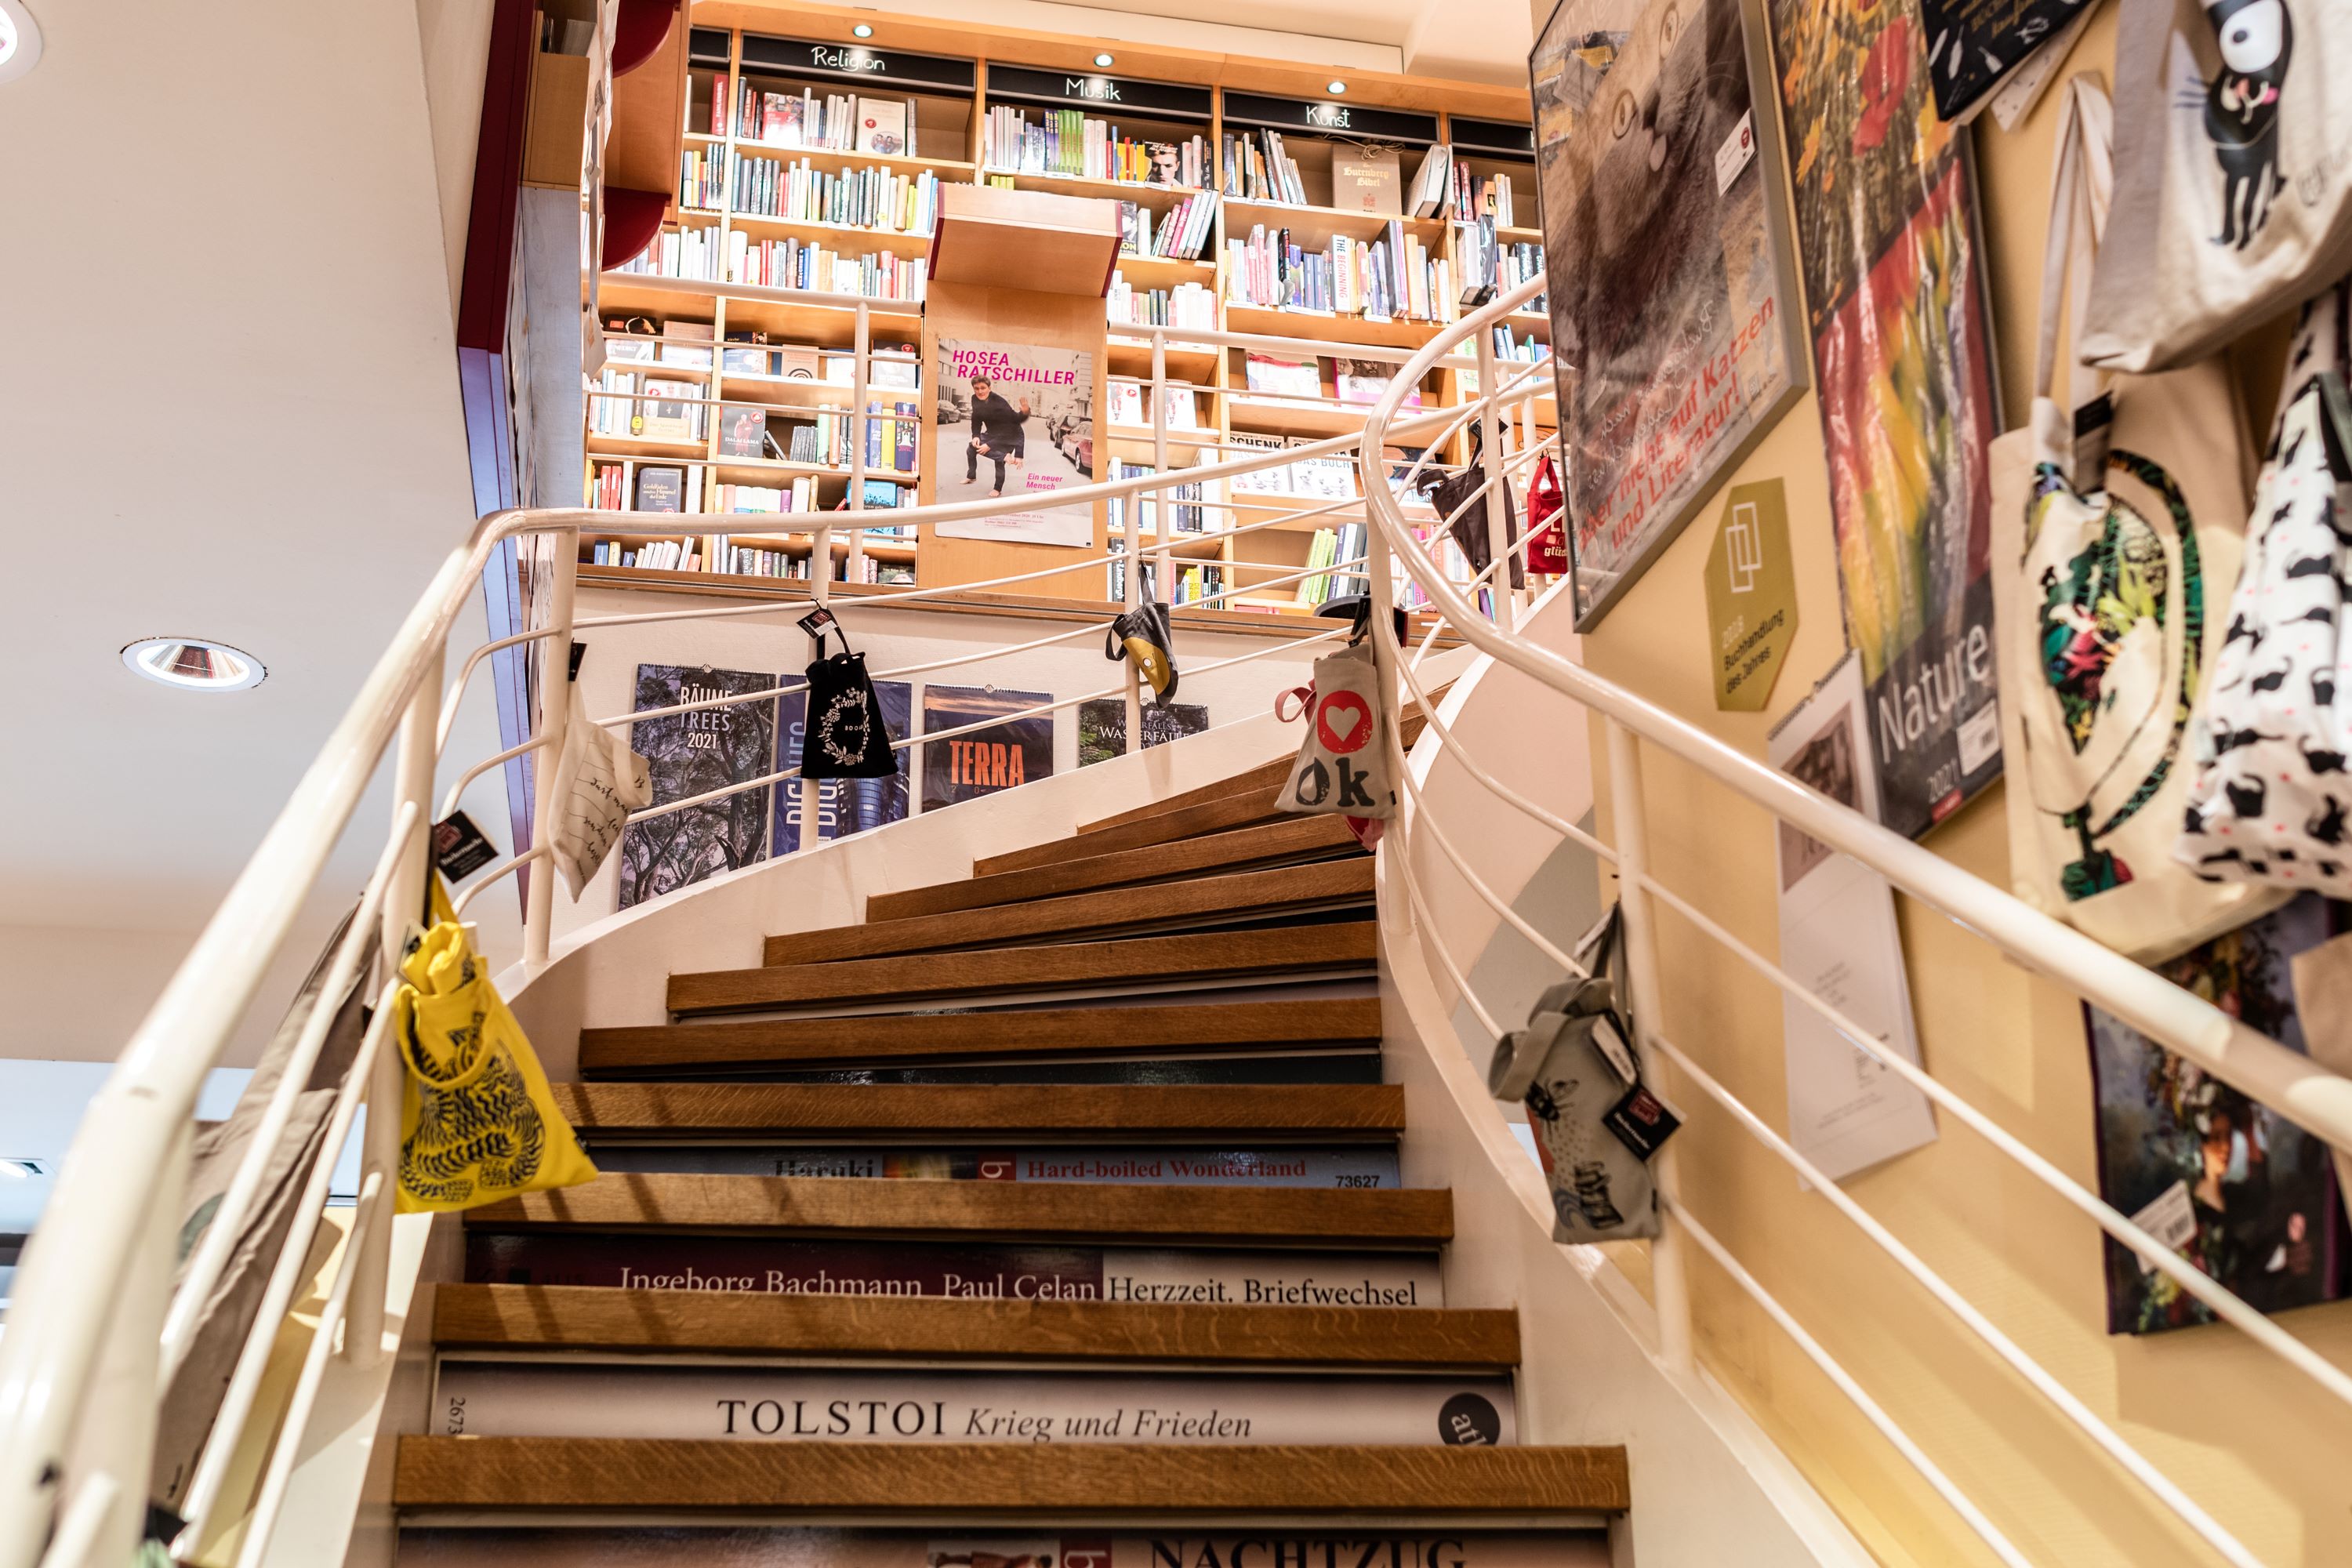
[1327,80,1348,95]
[1094,52,1114,67]
[851,22,873,37]
[0,0,43,85]
[122,637,267,692]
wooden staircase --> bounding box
[393,750,1628,1563]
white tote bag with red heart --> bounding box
[1277,641,1396,820]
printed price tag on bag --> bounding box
[1588,1013,1639,1086]
[430,811,498,882]
[1604,1080,1683,1161]
[797,607,838,638]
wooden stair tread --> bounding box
[553,1080,1403,1134]
[433,1283,1517,1367]
[460,1172,1452,1245]
[668,924,1377,1016]
[871,816,1359,924]
[582,996,1382,1076]
[762,858,1370,966]
[392,1438,1632,1513]
[973,788,1288,879]
[1081,755,1296,835]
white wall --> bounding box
[0,0,512,1065]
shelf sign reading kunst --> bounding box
[933,336,1097,549]
[1766,0,2002,840]
[1530,0,1808,630]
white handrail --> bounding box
[1361,274,2352,1564]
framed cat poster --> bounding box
[1530,0,1807,630]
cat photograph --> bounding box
[1533,0,1804,625]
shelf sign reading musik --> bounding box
[1449,117,1537,157]
[1220,92,1439,147]
[739,33,978,93]
[983,64,1212,122]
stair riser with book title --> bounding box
[579,19,1553,617]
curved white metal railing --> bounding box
[0,303,1557,1568]
[1357,277,2352,1568]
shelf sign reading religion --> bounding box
[1531,0,1809,630]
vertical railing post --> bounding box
[61,1124,185,1566]
[845,300,871,590]
[522,545,575,971]
[804,307,851,844]
[1473,328,1514,633]
[1605,717,1693,1373]
[350,638,442,1367]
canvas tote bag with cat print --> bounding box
[1991,76,2281,961]
[2175,280,2352,891]
[2079,0,2352,374]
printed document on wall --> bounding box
[1766,653,1936,1181]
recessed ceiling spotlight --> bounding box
[122,637,267,691]
[1327,80,1348,95]
[851,23,873,37]
[1094,53,1114,67]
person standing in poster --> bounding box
[963,375,1029,497]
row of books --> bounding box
[1117,195,1215,261]
[1449,165,1517,227]
[1107,461,1209,538]
[730,404,919,472]
[728,155,940,234]
[1295,523,1372,605]
[1220,129,1308,205]
[1457,217,1542,307]
[1223,223,1454,323]
[1105,545,1225,603]
[589,459,914,514]
[727,234,928,300]
[589,372,707,442]
[982,107,1208,187]
[1106,276,1216,331]
[724,85,918,157]
[717,343,920,391]
[680,143,725,210]
[1105,383,1201,431]
[589,537,910,584]
[616,226,723,281]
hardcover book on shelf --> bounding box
[638,380,702,442]
[1161,387,1200,430]
[717,408,768,459]
[778,347,820,380]
[855,96,909,157]
[607,336,655,362]
[1224,430,1293,495]
[1243,351,1323,397]
[635,466,687,512]
[1406,144,1452,218]
[1334,149,1403,216]
[870,354,920,390]
[1108,383,1145,426]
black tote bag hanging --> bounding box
[800,619,898,779]
[1420,423,1524,590]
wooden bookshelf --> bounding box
[582,3,1560,612]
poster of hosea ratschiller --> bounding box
[933,336,1098,547]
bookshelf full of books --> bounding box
[583,17,1555,616]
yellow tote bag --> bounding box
[390,883,597,1212]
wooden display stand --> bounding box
[919,185,1120,600]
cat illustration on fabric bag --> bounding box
[2199,0,2292,249]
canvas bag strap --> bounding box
[2033,75,2114,413]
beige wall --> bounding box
[1552,6,2352,1565]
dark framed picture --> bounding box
[1530,0,1809,630]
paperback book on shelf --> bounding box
[1243,352,1323,397]
[635,466,689,512]
[1222,431,1294,495]
[984,106,1207,188]
[1334,358,1423,410]
[854,96,909,156]
[717,408,768,459]
[1108,383,1145,426]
